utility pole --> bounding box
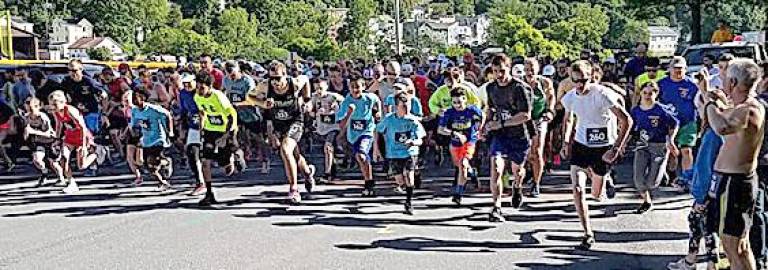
[394,0,401,56]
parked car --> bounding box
[682,41,767,74]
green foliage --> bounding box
[77,0,170,48]
[543,4,609,56]
[442,45,470,58]
[214,8,263,59]
[489,14,566,59]
[340,0,377,58]
[86,47,113,61]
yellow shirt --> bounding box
[194,89,237,132]
[635,70,667,91]
[711,29,733,43]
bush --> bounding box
[87,47,113,61]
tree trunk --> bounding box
[690,0,703,44]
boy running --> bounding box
[24,97,64,187]
[131,90,175,190]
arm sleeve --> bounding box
[411,98,423,116]
[515,85,532,112]
[437,111,449,128]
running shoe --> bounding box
[451,194,462,206]
[198,193,218,207]
[404,202,414,215]
[63,181,79,194]
[605,181,616,199]
[511,188,523,208]
[35,175,47,187]
[488,207,505,222]
[361,188,376,197]
[636,202,653,214]
[304,165,316,193]
[288,190,302,205]
[393,186,406,194]
[134,176,144,187]
[55,178,68,187]
[529,183,541,198]
[190,183,206,196]
[577,235,595,250]
[158,183,172,192]
[666,258,696,270]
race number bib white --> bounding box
[186,129,201,145]
[275,110,290,120]
[395,131,410,144]
[586,127,608,145]
[230,94,244,103]
[208,115,224,126]
[499,110,513,121]
[351,120,366,131]
[321,114,336,124]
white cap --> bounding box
[401,64,414,76]
[542,65,556,76]
[180,73,196,83]
[605,57,617,64]
[512,64,526,77]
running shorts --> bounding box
[570,142,613,176]
[142,145,167,168]
[201,130,231,166]
[450,142,476,167]
[490,136,530,165]
[352,135,374,160]
[676,122,698,148]
[716,172,758,237]
[388,156,418,175]
[33,143,61,161]
[319,130,340,146]
[275,121,303,142]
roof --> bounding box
[648,26,679,36]
[10,26,39,38]
[69,37,110,49]
[425,22,456,30]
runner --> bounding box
[23,97,63,187]
[308,77,344,183]
[429,67,482,166]
[194,72,238,206]
[49,90,98,194]
[120,91,144,186]
[177,74,206,195]
[658,57,699,191]
[633,57,666,106]
[704,59,764,270]
[60,59,106,177]
[524,57,557,197]
[631,81,679,213]
[336,76,382,197]
[199,54,225,90]
[485,53,534,221]
[560,60,633,249]
[222,61,252,172]
[130,90,174,190]
[247,62,316,204]
[102,67,132,161]
[438,85,484,205]
[376,91,426,214]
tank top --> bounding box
[530,76,547,120]
[267,78,303,124]
[55,107,89,146]
[27,113,56,144]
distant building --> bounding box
[647,26,679,57]
[403,14,490,48]
[47,18,124,60]
[0,15,41,60]
[325,8,349,42]
[368,15,403,53]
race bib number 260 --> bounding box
[586,127,608,145]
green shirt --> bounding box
[194,89,237,132]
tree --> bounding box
[544,3,609,56]
[78,0,170,48]
[174,0,220,34]
[87,47,113,61]
[452,0,474,16]
[489,14,566,59]
[215,8,263,59]
[340,0,377,58]
[143,21,220,57]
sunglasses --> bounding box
[573,78,589,84]
[451,100,463,105]
[646,68,658,72]
[68,69,81,73]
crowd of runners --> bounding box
[2,42,768,269]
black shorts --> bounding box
[422,118,438,132]
[32,142,60,161]
[201,131,231,165]
[274,121,303,142]
[142,145,167,168]
[389,156,418,175]
[570,142,613,176]
[108,115,128,130]
[716,172,758,237]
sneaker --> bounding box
[605,182,616,199]
[451,194,462,205]
[361,188,376,197]
[162,158,174,180]
[577,235,595,250]
[55,178,68,187]
[667,258,696,270]
[260,160,270,174]
[529,183,541,198]
[489,207,505,222]
[288,190,302,205]
[198,193,218,207]
[63,181,79,194]
[84,168,97,177]
[636,202,653,214]
[190,183,206,196]
[134,176,144,187]
[393,186,406,194]
[511,188,523,208]
[404,202,414,215]
[35,175,47,187]
[304,165,316,193]
[157,183,172,192]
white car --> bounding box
[682,41,767,74]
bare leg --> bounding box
[280,137,299,191]
[722,235,757,270]
[571,166,593,236]
[490,156,505,208]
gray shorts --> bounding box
[318,130,340,146]
[633,143,669,192]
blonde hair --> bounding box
[48,90,67,104]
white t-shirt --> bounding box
[311,92,344,136]
[561,84,623,147]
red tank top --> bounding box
[55,107,90,146]
[413,75,432,116]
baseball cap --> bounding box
[671,56,687,68]
[180,73,196,83]
[401,64,414,76]
[118,63,130,72]
[511,64,526,77]
[604,57,617,64]
[542,65,556,76]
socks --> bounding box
[405,186,414,203]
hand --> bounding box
[601,147,620,164]
[560,142,571,160]
[453,132,467,144]
[485,120,501,132]
[693,203,707,213]
[666,141,679,157]
[708,90,728,104]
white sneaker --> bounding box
[667,258,696,270]
[63,181,79,194]
[260,160,270,174]
[393,186,406,194]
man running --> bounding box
[247,62,316,204]
[336,76,382,197]
[194,72,238,206]
[438,85,484,205]
[222,61,252,172]
[60,59,106,177]
[308,77,344,182]
[377,91,426,214]
[485,53,534,221]
[49,90,98,194]
[704,59,765,270]
[524,57,557,197]
[131,90,174,190]
[561,60,633,250]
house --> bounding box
[68,37,125,60]
[648,26,679,57]
[403,14,490,49]
[0,15,41,60]
[47,18,124,60]
[368,15,403,53]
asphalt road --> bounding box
[0,151,698,270]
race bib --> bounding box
[208,115,224,126]
[275,109,290,120]
[186,129,201,145]
[230,94,244,103]
[321,114,336,124]
[351,119,366,131]
[499,110,513,121]
[395,131,410,144]
[586,127,608,145]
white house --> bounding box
[47,18,124,60]
[368,15,403,53]
[404,14,490,48]
[648,26,679,57]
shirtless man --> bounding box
[704,59,765,270]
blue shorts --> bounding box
[490,137,530,165]
[352,135,374,161]
[84,112,101,134]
